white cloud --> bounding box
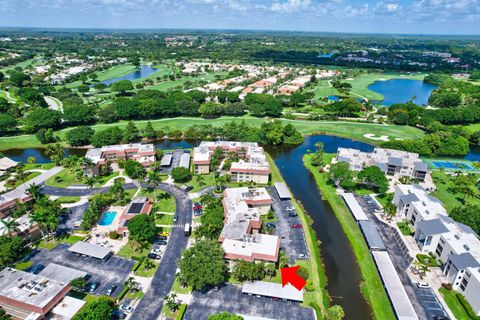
[385,3,399,12]
[271,0,311,13]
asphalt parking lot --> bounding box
[268,187,309,263]
[56,203,89,233]
[183,283,315,320]
[356,194,448,320]
[28,243,134,298]
[158,149,188,174]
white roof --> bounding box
[179,153,190,169]
[160,154,173,166]
[51,296,86,320]
[39,263,88,283]
[222,234,279,259]
[0,157,18,171]
[274,182,291,199]
[68,242,111,259]
[372,251,418,320]
[342,193,369,221]
[242,281,303,302]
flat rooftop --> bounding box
[342,193,368,221]
[274,182,291,199]
[0,268,69,309]
[68,242,111,260]
[242,281,303,302]
[38,263,87,284]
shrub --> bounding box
[109,231,119,239]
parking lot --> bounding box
[268,187,309,263]
[28,243,134,298]
[356,194,448,320]
[158,149,188,174]
[184,283,315,320]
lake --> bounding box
[102,65,159,86]
[368,79,437,106]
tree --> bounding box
[196,203,224,240]
[178,240,228,290]
[27,156,37,166]
[35,128,56,144]
[77,85,90,93]
[24,108,61,133]
[171,167,192,183]
[0,235,25,266]
[9,71,30,87]
[90,127,123,147]
[66,126,94,147]
[310,142,324,167]
[127,214,157,243]
[111,80,134,95]
[70,277,87,291]
[143,121,156,139]
[122,121,140,143]
[357,166,388,193]
[63,104,96,125]
[97,104,118,123]
[325,305,345,320]
[72,297,114,320]
[27,183,43,201]
[93,83,108,91]
[31,198,61,238]
[124,159,147,180]
[329,162,354,188]
[208,312,243,320]
[44,143,64,165]
[165,293,180,312]
[450,205,480,235]
[0,113,17,135]
[232,261,266,282]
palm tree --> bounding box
[27,183,43,201]
[1,219,19,234]
[44,143,64,165]
[27,156,37,166]
[200,193,215,207]
[83,176,96,189]
[15,166,27,183]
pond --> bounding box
[102,65,159,86]
[368,79,437,106]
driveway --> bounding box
[268,187,309,263]
[131,183,192,320]
[356,195,448,320]
[57,202,89,233]
[184,283,315,320]
[29,243,134,298]
[40,183,137,196]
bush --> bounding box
[171,167,192,183]
[442,283,452,290]
[109,231,119,239]
[176,304,187,320]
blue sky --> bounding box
[0,0,479,34]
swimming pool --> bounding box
[98,211,117,226]
[431,161,473,170]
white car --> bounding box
[416,282,431,289]
[120,304,134,313]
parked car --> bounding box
[120,304,134,313]
[106,284,117,296]
[181,185,193,192]
[28,264,44,275]
[159,231,169,237]
[87,281,100,293]
[193,204,203,211]
[173,215,178,222]
[148,253,161,260]
[291,224,302,229]
[194,202,202,206]
[285,207,295,211]
[298,253,307,259]
[156,235,167,241]
[112,310,127,319]
[265,223,276,229]
[193,209,203,216]
[416,282,431,289]
[288,212,298,217]
[156,240,167,246]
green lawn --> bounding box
[134,260,159,277]
[7,171,41,188]
[0,116,425,151]
[147,71,226,91]
[36,234,85,250]
[141,190,176,212]
[55,196,81,204]
[431,171,480,212]
[117,241,151,259]
[171,277,192,294]
[45,169,119,188]
[155,213,174,225]
[14,261,33,271]
[439,288,478,320]
[188,173,217,192]
[24,163,56,170]
[304,153,396,320]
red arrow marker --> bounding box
[281,266,306,291]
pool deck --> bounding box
[95,206,126,233]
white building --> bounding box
[393,184,447,228]
[193,141,270,184]
[336,147,428,181]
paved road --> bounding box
[131,183,192,320]
[357,195,448,320]
[184,283,315,320]
[40,183,137,196]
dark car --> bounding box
[148,253,161,260]
[87,281,100,293]
[194,202,202,206]
[291,224,302,229]
[173,215,178,222]
[265,223,276,229]
[112,310,127,319]
[181,185,193,192]
[106,284,117,296]
[288,212,298,217]
[156,240,167,246]
[156,235,167,241]
[193,209,203,216]
[28,264,45,275]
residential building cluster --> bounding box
[335,147,429,182]
[219,187,280,262]
[392,184,480,315]
[193,141,270,184]
[84,143,156,176]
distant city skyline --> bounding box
[0,0,479,35]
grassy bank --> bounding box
[266,154,329,315]
[0,116,424,151]
[431,170,480,212]
[303,153,396,320]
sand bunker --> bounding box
[364,133,390,141]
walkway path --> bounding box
[1,90,16,103]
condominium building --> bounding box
[84,143,156,176]
[192,141,270,184]
[219,187,280,262]
[452,267,480,316]
[336,147,428,181]
[0,268,71,319]
[392,184,447,228]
